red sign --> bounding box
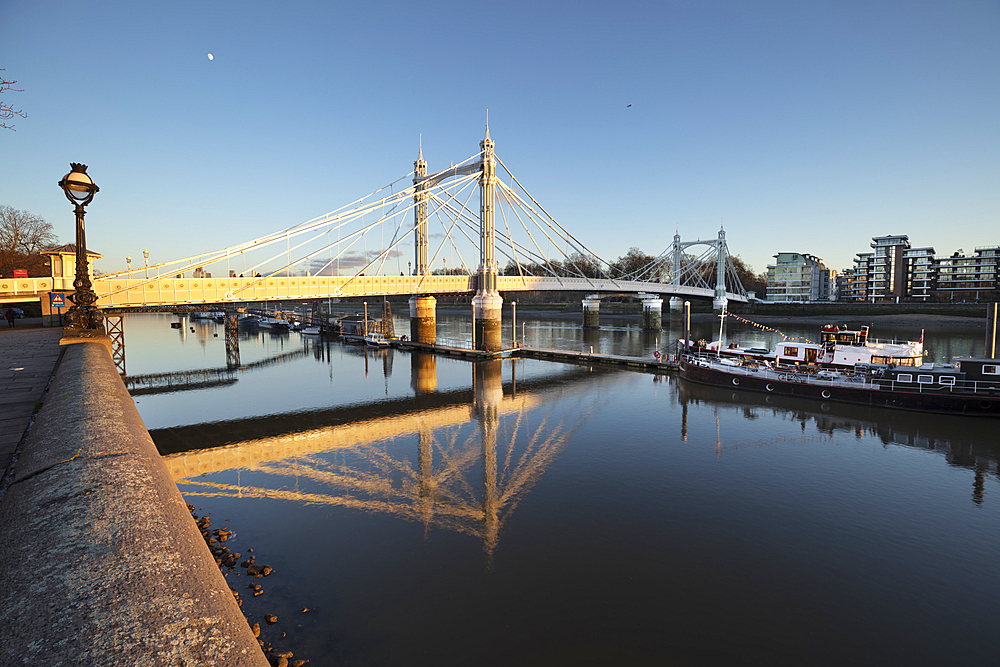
[13,269,27,278]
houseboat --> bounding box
[679,354,1000,416]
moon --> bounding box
[207,53,214,60]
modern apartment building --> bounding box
[866,235,910,301]
[904,246,936,301]
[766,252,835,302]
[843,236,935,302]
[837,234,1000,302]
[935,246,1000,301]
[840,252,875,301]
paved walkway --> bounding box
[0,320,64,488]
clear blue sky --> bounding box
[2,0,997,277]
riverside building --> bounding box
[765,252,835,302]
[935,246,1000,302]
[838,236,998,302]
[843,235,935,302]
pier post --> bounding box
[640,293,663,330]
[582,294,601,329]
[409,295,437,345]
[684,300,691,354]
[988,302,997,359]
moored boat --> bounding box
[364,331,389,347]
[679,353,1000,416]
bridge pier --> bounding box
[582,295,601,329]
[473,291,503,351]
[639,293,663,330]
[669,296,684,313]
[409,296,437,345]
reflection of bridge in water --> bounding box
[125,348,311,394]
[158,359,611,557]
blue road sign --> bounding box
[50,292,66,308]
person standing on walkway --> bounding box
[4,308,15,327]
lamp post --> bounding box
[58,163,103,332]
[143,248,149,279]
[126,255,132,274]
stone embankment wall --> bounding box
[0,341,268,666]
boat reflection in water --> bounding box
[158,356,608,560]
[676,378,1000,504]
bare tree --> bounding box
[0,206,57,277]
[1,70,27,131]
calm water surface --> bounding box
[126,312,1000,666]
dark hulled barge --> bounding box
[679,355,1000,416]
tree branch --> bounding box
[1,69,28,131]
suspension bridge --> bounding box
[4,127,748,350]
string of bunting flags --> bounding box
[724,312,811,343]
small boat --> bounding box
[679,353,1000,416]
[238,315,260,326]
[364,331,389,347]
[302,325,322,335]
[263,318,290,331]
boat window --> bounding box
[895,358,917,366]
[783,347,798,357]
[917,375,934,384]
[896,374,913,383]
[984,365,999,375]
[938,376,956,386]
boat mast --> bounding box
[717,305,726,357]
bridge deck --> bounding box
[1,275,746,307]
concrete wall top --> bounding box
[0,341,269,666]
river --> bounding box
[124,310,1000,666]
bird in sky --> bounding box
[626,104,632,108]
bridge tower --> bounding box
[412,141,428,276]
[667,227,731,313]
[713,227,728,312]
[669,231,684,312]
[473,125,503,350]
[409,141,437,344]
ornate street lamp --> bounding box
[58,163,103,331]
[143,248,149,279]
[126,255,132,273]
